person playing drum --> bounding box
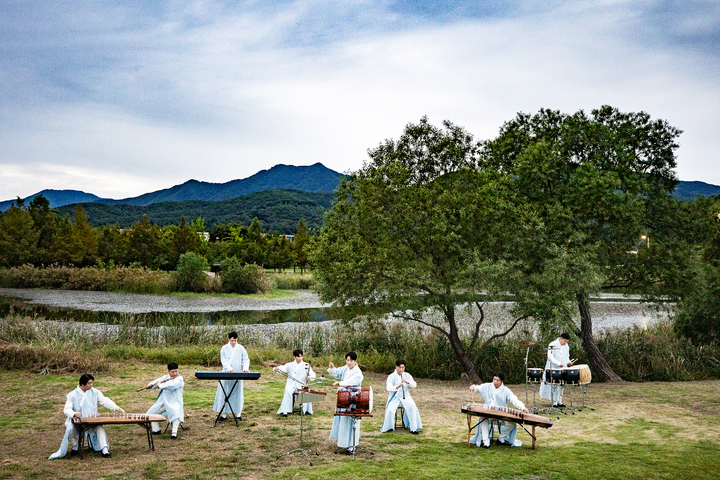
[327,351,364,455]
[380,359,422,435]
[539,332,574,408]
[469,371,529,448]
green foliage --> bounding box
[294,219,310,273]
[174,252,209,292]
[0,203,39,267]
[220,258,270,294]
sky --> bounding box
[1,0,719,201]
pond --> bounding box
[0,295,337,326]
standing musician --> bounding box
[273,349,317,417]
[539,332,574,408]
[213,331,250,422]
[380,359,422,434]
[144,362,184,439]
[468,371,530,448]
[327,351,364,455]
[49,374,125,459]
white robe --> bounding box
[146,374,184,431]
[213,342,250,416]
[276,361,317,415]
[49,387,119,459]
[539,338,570,403]
[380,371,422,432]
[328,365,364,448]
[470,383,526,447]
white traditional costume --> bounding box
[147,374,184,435]
[470,382,527,447]
[213,342,250,418]
[380,370,422,433]
[328,364,364,448]
[49,387,120,459]
[539,338,570,405]
[276,361,317,415]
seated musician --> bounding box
[273,349,317,417]
[540,332,574,408]
[49,374,125,459]
[380,359,422,435]
[213,331,250,422]
[468,371,529,448]
[328,351,364,455]
[145,362,184,439]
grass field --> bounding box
[1,362,719,480]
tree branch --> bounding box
[472,314,529,365]
[391,313,449,337]
[467,300,486,353]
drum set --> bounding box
[522,341,593,415]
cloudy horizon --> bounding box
[1,1,719,200]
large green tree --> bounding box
[310,117,586,382]
[0,201,39,267]
[482,106,685,381]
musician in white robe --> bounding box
[469,371,529,448]
[273,349,317,416]
[49,373,125,459]
[328,351,364,454]
[213,331,250,421]
[380,359,422,434]
[539,332,574,407]
[146,362,184,438]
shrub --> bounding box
[174,252,209,292]
[271,273,313,290]
[220,259,270,294]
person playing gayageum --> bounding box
[145,362,184,439]
[380,359,422,434]
[539,332,574,408]
[327,351,364,454]
[468,371,530,448]
[49,374,125,459]
[273,349,317,417]
[213,331,250,422]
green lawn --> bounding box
[1,364,718,480]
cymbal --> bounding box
[519,340,540,346]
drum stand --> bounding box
[538,382,567,419]
[334,414,374,460]
[277,391,324,466]
[527,382,540,413]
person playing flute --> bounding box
[144,362,185,439]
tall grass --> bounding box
[3,311,719,382]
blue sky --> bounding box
[1,0,719,200]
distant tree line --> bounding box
[0,196,312,272]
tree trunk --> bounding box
[444,305,482,383]
[576,293,622,382]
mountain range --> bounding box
[0,163,342,211]
[1,163,718,214]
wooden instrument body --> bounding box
[564,364,592,385]
[194,371,261,380]
[335,386,373,416]
[461,403,552,428]
[72,413,166,425]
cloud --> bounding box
[0,0,718,200]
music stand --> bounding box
[277,389,326,466]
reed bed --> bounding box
[2,311,719,383]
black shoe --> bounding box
[282,413,288,417]
[152,430,162,435]
[411,431,419,435]
[170,435,177,440]
[236,416,242,421]
[481,443,490,449]
[497,440,512,446]
[102,452,112,458]
[556,403,566,408]
[345,447,355,455]
[69,449,79,457]
[217,416,227,423]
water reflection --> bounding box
[0,296,335,326]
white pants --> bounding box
[479,420,514,445]
[76,426,109,451]
[147,400,180,435]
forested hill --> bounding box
[95,163,342,206]
[54,189,335,234]
[673,181,720,200]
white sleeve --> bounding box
[406,373,417,389]
[327,367,340,379]
[220,346,231,370]
[150,375,166,390]
[307,365,316,381]
[339,368,363,387]
[96,390,119,411]
[386,374,396,393]
[241,347,250,371]
[547,345,562,366]
[63,398,75,417]
[508,390,526,411]
[160,376,184,391]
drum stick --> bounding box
[570,358,579,364]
